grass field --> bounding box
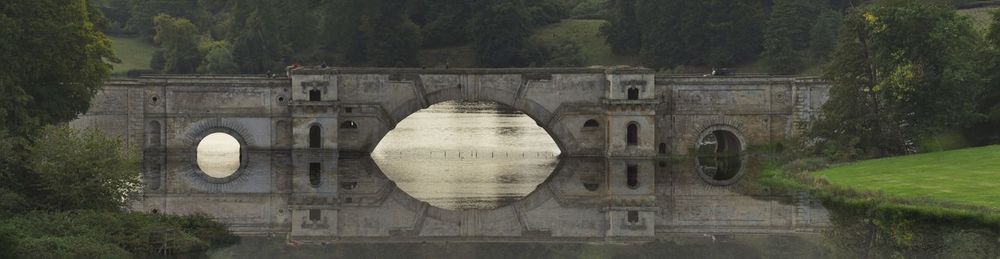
[530,19,640,66]
[815,145,1000,209]
[107,35,157,76]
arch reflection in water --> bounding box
[337,157,657,238]
[372,101,561,210]
[696,130,744,184]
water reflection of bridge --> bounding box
[290,157,830,242]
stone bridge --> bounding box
[71,67,831,241]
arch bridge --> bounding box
[71,67,831,240]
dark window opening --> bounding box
[583,119,600,128]
[309,209,321,221]
[658,143,667,154]
[309,163,321,186]
[309,125,321,148]
[627,165,639,188]
[340,121,358,129]
[345,107,353,113]
[309,89,321,101]
[627,87,639,100]
[627,211,639,223]
[340,181,358,190]
[583,183,600,191]
[626,123,639,146]
[345,197,353,203]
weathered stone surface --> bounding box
[71,67,831,241]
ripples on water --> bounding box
[373,101,561,210]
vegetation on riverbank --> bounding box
[741,143,1000,257]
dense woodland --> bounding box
[3,0,1000,256]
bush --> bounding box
[0,211,236,257]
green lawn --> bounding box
[107,35,157,76]
[530,19,640,66]
[815,145,1000,209]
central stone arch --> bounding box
[324,69,633,156]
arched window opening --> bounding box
[309,163,321,187]
[626,123,639,146]
[309,209,321,221]
[583,183,600,191]
[627,87,639,100]
[583,119,600,129]
[697,129,744,184]
[340,121,358,129]
[627,210,639,223]
[658,143,667,154]
[627,165,638,188]
[309,125,321,148]
[147,121,161,146]
[340,181,358,190]
[309,89,321,101]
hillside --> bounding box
[107,35,156,76]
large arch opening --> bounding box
[372,101,561,210]
[695,128,745,185]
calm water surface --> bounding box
[373,101,560,209]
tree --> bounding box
[469,1,532,67]
[199,44,239,74]
[360,0,423,67]
[153,14,201,74]
[807,9,842,64]
[762,0,823,74]
[600,0,641,55]
[23,126,141,212]
[0,0,116,136]
[967,9,1000,145]
[812,0,981,157]
[230,0,291,73]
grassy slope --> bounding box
[959,6,997,31]
[815,145,1000,209]
[530,19,640,66]
[107,35,157,76]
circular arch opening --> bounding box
[196,132,243,179]
[372,101,561,210]
[695,127,745,185]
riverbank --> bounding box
[750,145,1000,257]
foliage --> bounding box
[600,0,641,55]
[199,44,239,74]
[966,9,1000,146]
[360,0,423,67]
[0,211,236,258]
[153,14,201,74]
[630,0,767,69]
[231,0,291,74]
[812,0,982,157]
[21,126,142,212]
[0,0,116,136]
[762,0,826,74]
[469,1,533,67]
[531,19,640,66]
[524,39,587,67]
[108,35,157,76]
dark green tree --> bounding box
[0,0,116,136]
[762,0,823,74]
[812,0,981,157]
[967,9,1000,145]
[600,0,641,55]
[230,0,291,73]
[199,43,239,74]
[807,9,842,64]
[319,0,367,64]
[468,1,532,67]
[153,14,201,74]
[360,0,423,67]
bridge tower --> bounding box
[602,69,658,237]
[288,74,340,239]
